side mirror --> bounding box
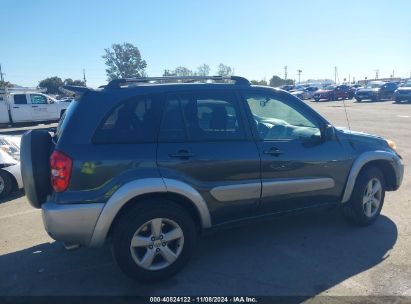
[322,124,335,141]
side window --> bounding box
[30,94,48,104]
[245,92,321,141]
[93,95,162,144]
[13,94,28,105]
[159,92,245,142]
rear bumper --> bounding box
[42,202,103,246]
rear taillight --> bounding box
[50,151,72,192]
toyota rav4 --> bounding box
[21,76,404,282]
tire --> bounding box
[355,97,362,102]
[342,166,385,226]
[111,199,197,282]
[0,170,13,199]
[328,95,335,101]
[314,98,320,102]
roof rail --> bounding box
[105,75,250,89]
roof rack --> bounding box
[105,75,250,89]
[0,87,46,94]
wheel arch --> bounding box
[89,178,211,247]
[341,151,403,203]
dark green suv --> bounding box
[20,76,404,282]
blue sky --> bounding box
[1,0,410,88]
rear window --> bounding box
[55,100,79,141]
[93,95,162,144]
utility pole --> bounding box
[392,70,394,78]
[334,66,337,84]
[284,66,288,80]
[374,69,379,80]
[297,69,302,84]
[0,64,5,82]
[83,68,87,86]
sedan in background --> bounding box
[393,80,411,103]
[312,85,354,102]
[355,81,398,102]
[291,86,319,100]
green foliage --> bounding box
[197,64,210,76]
[0,80,13,89]
[269,75,294,87]
[64,78,86,86]
[103,42,147,81]
[38,76,64,94]
[217,63,233,76]
[250,79,268,86]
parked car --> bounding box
[0,147,22,198]
[393,80,411,103]
[0,135,20,161]
[0,88,69,126]
[280,85,294,91]
[355,81,398,102]
[21,75,404,282]
[312,85,354,102]
[291,86,319,100]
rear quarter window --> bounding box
[93,95,163,144]
[55,100,79,141]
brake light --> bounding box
[50,151,72,192]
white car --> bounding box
[0,137,23,198]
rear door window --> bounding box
[30,94,48,104]
[93,95,163,144]
[13,94,28,104]
[159,91,245,142]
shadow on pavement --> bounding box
[0,209,397,296]
[0,190,25,205]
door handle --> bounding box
[169,150,196,159]
[13,106,20,109]
[32,105,38,108]
[263,147,283,156]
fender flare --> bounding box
[89,178,211,247]
[341,150,403,203]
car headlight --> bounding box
[386,139,397,151]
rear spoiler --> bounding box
[59,85,90,97]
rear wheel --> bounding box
[0,170,13,199]
[111,199,197,282]
[342,167,385,226]
[314,98,320,102]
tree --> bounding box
[269,75,294,87]
[250,79,268,86]
[38,76,64,94]
[0,80,12,89]
[64,78,86,86]
[163,66,194,77]
[217,63,233,77]
[102,42,147,81]
[197,64,210,76]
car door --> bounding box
[156,90,261,224]
[10,94,32,122]
[242,89,352,213]
[29,94,58,121]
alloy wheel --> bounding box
[129,218,184,270]
[362,178,382,217]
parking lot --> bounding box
[0,99,410,297]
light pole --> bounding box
[297,69,302,84]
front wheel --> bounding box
[0,170,13,199]
[342,167,385,226]
[111,199,197,282]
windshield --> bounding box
[364,82,383,89]
[325,86,335,90]
[401,81,411,87]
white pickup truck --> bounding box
[0,88,68,126]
